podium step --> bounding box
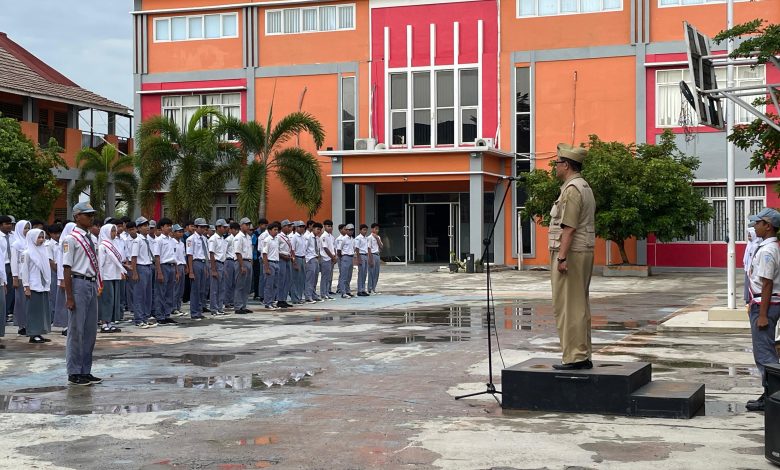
[502,358,652,415]
[630,381,705,419]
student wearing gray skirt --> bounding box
[21,228,51,344]
[98,224,125,333]
[11,219,30,335]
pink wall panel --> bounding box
[139,78,248,122]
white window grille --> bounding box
[518,0,622,17]
[265,4,354,35]
[154,13,238,42]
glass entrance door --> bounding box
[404,202,459,264]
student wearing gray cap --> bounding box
[130,217,156,328]
[290,221,306,304]
[153,218,178,324]
[233,218,254,313]
[223,222,239,311]
[276,220,295,308]
[319,220,337,301]
[172,225,187,316]
[186,218,210,320]
[208,220,229,315]
[62,202,102,386]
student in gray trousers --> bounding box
[187,219,210,320]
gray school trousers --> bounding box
[0,286,5,337]
[276,259,292,302]
[320,258,334,299]
[234,260,252,309]
[338,255,354,294]
[305,258,321,301]
[223,259,236,307]
[190,260,208,317]
[291,257,305,302]
[749,302,780,388]
[263,261,279,306]
[357,254,368,293]
[132,265,153,324]
[369,253,381,292]
[176,265,185,310]
[66,277,98,376]
[210,261,225,311]
[160,263,177,318]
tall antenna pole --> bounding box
[726,0,736,309]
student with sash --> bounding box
[63,202,103,386]
[22,228,52,343]
[98,224,125,333]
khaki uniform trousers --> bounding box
[551,250,594,363]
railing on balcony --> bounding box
[38,126,66,147]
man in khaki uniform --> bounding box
[549,143,596,370]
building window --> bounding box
[344,183,357,226]
[154,13,239,42]
[436,71,455,145]
[659,0,748,6]
[674,185,765,243]
[655,65,765,127]
[518,0,621,16]
[390,73,408,146]
[214,194,238,221]
[341,76,356,150]
[265,4,355,35]
[413,72,431,146]
[515,67,533,256]
[460,69,479,144]
[161,93,241,133]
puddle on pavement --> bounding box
[700,400,744,416]
[13,386,67,394]
[150,370,319,390]
[173,353,236,367]
[379,334,470,344]
[0,395,188,415]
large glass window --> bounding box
[515,67,533,256]
[390,73,407,146]
[162,93,242,135]
[413,72,431,146]
[436,71,455,145]
[154,13,238,42]
[460,69,479,144]
[341,77,356,150]
[659,0,749,6]
[655,65,765,127]
[673,185,765,243]
[265,4,354,35]
[518,0,622,16]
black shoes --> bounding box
[29,336,45,344]
[357,292,370,297]
[234,309,247,315]
[277,301,292,308]
[68,375,91,386]
[552,359,593,370]
[746,392,766,412]
[17,328,26,336]
[84,374,103,384]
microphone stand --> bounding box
[455,176,515,405]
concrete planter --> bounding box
[602,265,651,277]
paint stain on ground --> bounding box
[580,441,702,462]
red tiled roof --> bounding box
[0,32,130,115]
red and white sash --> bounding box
[71,231,103,291]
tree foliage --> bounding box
[70,143,138,220]
[714,19,780,175]
[518,131,712,264]
[137,107,242,223]
[217,101,325,223]
[0,117,65,219]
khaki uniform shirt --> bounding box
[548,173,596,252]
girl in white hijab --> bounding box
[53,222,76,334]
[10,220,30,334]
[21,228,51,343]
[98,224,126,333]
[744,226,763,304]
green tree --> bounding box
[69,143,138,220]
[217,103,325,222]
[518,131,712,264]
[0,117,65,219]
[713,19,780,173]
[137,107,242,223]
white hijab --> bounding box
[99,224,126,274]
[744,227,762,272]
[57,222,76,281]
[25,228,51,286]
[11,220,30,251]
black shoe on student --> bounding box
[234,309,247,314]
[68,375,91,386]
[329,291,337,296]
[61,329,67,336]
[357,292,370,297]
[242,308,254,313]
[278,301,292,308]
[29,336,45,344]
[84,374,103,384]
[202,307,211,313]
[552,359,593,370]
[18,328,26,336]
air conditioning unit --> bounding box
[475,137,494,148]
[354,138,376,151]
[375,143,387,150]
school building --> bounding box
[131,0,780,268]
[0,32,134,222]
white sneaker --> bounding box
[136,322,150,329]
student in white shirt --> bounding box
[21,228,51,343]
[234,218,254,314]
[338,224,356,298]
[172,224,187,316]
[304,222,323,303]
[53,222,76,334]
[223,223,239,311]
[290,221,307,303]
[131,217,156,328]
[154,218,178,323]
[11,220,30,334]
[335,224,346,295]
[261,222,281,308]
[276,220,295,308]
[368,223,383,294]
[209,219,229,315]
[355,224,371,296]
[45,223,62,321]
[98,224,125,334]
[0,215,14,322]
[0,227,6,341]
[319,220,337,301]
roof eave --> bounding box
[0,85,132,117]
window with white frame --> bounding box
[161,93,241,133]
[154,13,238,42]
[659,0,748,6]
[518,0,621,17]
[387,67,479,147]
[655,65,766,127]
[674,185,765,243]
[265,4,354,35]
[515,67,533,256]
[341,76,356,150]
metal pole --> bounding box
[726,0,736,309]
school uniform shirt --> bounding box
[278,232,293,258]
[355,234,369,255]
[256,230,270,253]
[291,232,306,258]
[62,227,98,277]
[320,232,335,259]
[335,234,345,255]
[175,239,187,265]
[0,230,12,267]
[341,235,355,256]
[157,234,177,264]
[21,249,50,292]
[208,233,228,262]
[749,236,780,302]
[186,233,209,261]
[132,233,155,266]
[0,244,6,285]
[98,239,126,281]
[114,235,126,263]
[225,234,237,261]
[369,234,381,254]
[262,235,280,262]
[234,231,253,260]
[304,231,320,262]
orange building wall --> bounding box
[146,10,244,73]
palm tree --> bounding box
[137,107,242,223]
[217,103,325,221]
[69,143,138,219]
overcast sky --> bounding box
[1,1,133,133]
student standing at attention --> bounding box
[22,228,52,343]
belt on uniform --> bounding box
[216,260,224,264]
[342,254,353,257]
[72,274,96,282]
[268,260,279,264]
[194,259,206,263]
[163,262,176,266]
[296,256,305,259]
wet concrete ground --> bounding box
[0,267,771,469]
